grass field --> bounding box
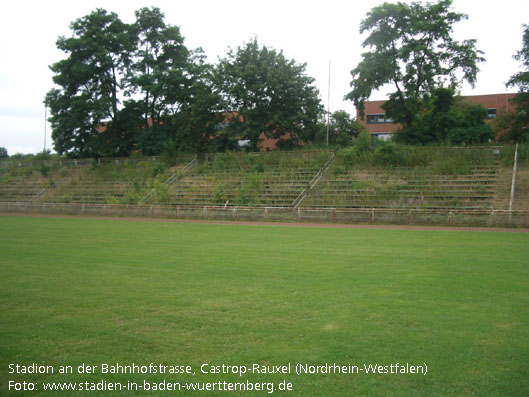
[0,215,528,396]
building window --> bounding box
[372,133,392,142]
[371,133,392,147]
[487,109,497,119]
[366,114,393,124]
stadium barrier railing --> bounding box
[1,202,529,228]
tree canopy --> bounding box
[46,12,325,157]
[215,38,323,150]
[45,9,135,157]
[46,4,504,157]
[394,88,494,145]
[125,7,190,129]
[46,7,222,157]
[499,24,529,142]
[316,110,366,148]
[346,0,484,128]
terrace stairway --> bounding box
[1,148,524,213]
[155,151,332,207]
[302,161,500,210]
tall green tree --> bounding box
[394,88,494,144]
[126,7,190,129]
[346,0,485,128]
[45,9,135,157]
[122,6,198,155]
[166,53,231,157]
[317,110,365,147]
[500,24,529,142]
[46,7,216,157]
[448,103,495,144]
[216,38,323,150]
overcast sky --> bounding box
[1,0,528,155]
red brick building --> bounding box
[357,93,516,141]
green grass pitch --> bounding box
[0,215,528,395]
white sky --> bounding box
[1,0,528,155]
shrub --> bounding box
[40,164,50,177]
[195,160,208,175]
[132,179,142,192]
[152,162,165,177]
[121,190,140,204]
[161,139,179,166]
[374,142,401,166]
[332,165,346,175]
[236,184,251,205]
[335,147,356,168]
[213,184,227,203]
[249,173,261,189]
[501,143,529,167]
[316,151,330,167]
[375,184,399,200]
[354,129,371,155]
[245,153,255,165]
[34,150,52,160]
[255,161,265,173]
[350,180,371,190]
[213,156,227,171]
[154,182,169,204]
[56,167,68,178]
[105,196,119,205]
[432,154,472,175]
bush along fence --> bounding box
[1,202,529,228]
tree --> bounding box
[394,88,494,144]
[317,110,365,147]
[216,38,323,150]
[168,54,232,157]
[46,7,215,157]
[448,103,494,144]
[500,24,529,142]
[0,147,8,159]
[126,7,190,129]
[122,7,198,155]
[46,9,135,157]
[346,0,485,128]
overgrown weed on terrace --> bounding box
[350,180,372,190]
[213,184,227,204]
[501,143,529,167]
[335,144,496,175]
[236,184,251,205]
